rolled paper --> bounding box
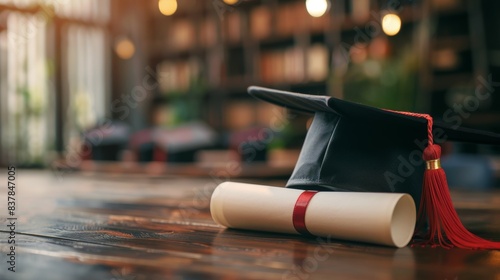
[210,182,416,248]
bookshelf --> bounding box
[144,0,500,136]
[426,0,500,134]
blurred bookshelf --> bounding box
[427,0,500,134]
[2,0,500,170]
[143,0,500,136]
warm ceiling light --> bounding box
[382,13,402,36]
[305,0,329,17]
[115,37,135,60]
[223,0,239,4]
[159,0,177,16]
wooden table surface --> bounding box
[0,171,499,280]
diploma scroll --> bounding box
[210,182,416,248]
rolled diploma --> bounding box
[210,182,416,248]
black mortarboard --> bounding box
[248,86,500,249]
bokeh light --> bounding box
[382,13,402,36]
[305,0,329,18]
[115,37,135,60]
[223,0,239,5]
[159,0,178,16]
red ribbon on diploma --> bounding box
[292,191,318,235]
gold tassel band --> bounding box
[426,159,441,170]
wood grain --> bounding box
[0,171,499,280]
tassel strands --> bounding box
[389,110,500,249]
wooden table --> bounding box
[0,171,499,280]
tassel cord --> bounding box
[387,109,500,250]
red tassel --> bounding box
[415,144,500,249]
[387,109,500,249]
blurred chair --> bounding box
[129,129,167,163]
[82,121,130,161]
[130,122,217,163]
[229,126,269,163]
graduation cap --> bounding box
[248,86,500,249]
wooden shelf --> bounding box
[432,35,471,52]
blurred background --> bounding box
[0,0,499,188]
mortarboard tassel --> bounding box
[393,111,500,249]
